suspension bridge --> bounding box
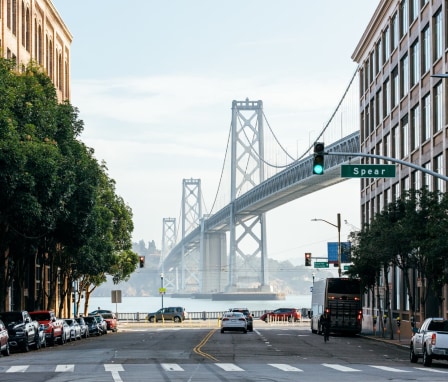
[159,70,362,297]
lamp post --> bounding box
[160,273,164,309]
[311,213,342,278]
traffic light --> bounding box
[313,142,325,175]
[305,252,311,266]
[139,256,145,268]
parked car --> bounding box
[0,311,38,352]
[146,307,187,323]
[260,308,302,323]
[64,319,82,341]
[75,317,89,338]
[101,313,118,332]
[29,310,65,346]
[90,315,107,334]
[83,316,102,336]
[221,311,247,333]
[61,320,72,342]
[410,317,448,366]
[89,309,113,315]
[0,319,10,356]
[34,324,46,349]
[229,308,253,331]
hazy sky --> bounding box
[51,0,379,266]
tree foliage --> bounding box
[0,58,138,312]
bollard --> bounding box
[202,311,206,321]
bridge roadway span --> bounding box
[164,131,360,268]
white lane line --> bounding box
[370,365,410,372]
[6,365,29,373]
[415,367,448,373]
[215,363,245,371]
[269,363,303,372]
[161,363,184,371]
[104,364,124,382]
[322,363,360,372]
[55,364,75,372]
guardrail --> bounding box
[116,310,270,322]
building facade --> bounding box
[353,0,448,329]
[0,0,71,102]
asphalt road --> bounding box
[0,323,447,381]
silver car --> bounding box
[220,311,247,334]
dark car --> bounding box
[75,317,89,338]
[0,311,38,352]
[229,308,253,331]
[90,315,107,334]
[146,307,187,323]
[83,316,102,336]
[260,308,302,323]
[0,319,10,356]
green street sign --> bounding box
[341,164,396,178]
[314,262,329,268]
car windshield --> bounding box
[29,313,51,321]
[84,317,95,323]
[102,313,114,319]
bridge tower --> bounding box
[228,99,269,292]
[161,217,177,292]
[181,178,202,291]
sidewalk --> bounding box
[360,331,411,349]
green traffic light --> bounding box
[313,164,324,175]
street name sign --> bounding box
[341,164,396,178]
[314,262,329,268]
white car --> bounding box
[221,311,247,334]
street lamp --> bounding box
[160,273,164,309]
[311,213,342,278]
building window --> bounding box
[423,162,432,190]
[384,133,390,158]
[433,9,442,61]
[376,89,383,124]
[383,78,390,116]
[435,154,444,192]
[392,125,399,159]
[376,39,383,73]
[400,0,408,39]
[410,40,419,87]
[383,26,390,63]
[410,0,419,22]
[392,66,399,108]
[421,25,430,74]
[401,115,409,158]
[422,93,431,141]
[434,82,443,133]
[400,53,409,98]
[411,104,420,150]
[411,170,421,191]
[391,12,398,51]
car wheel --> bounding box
[22,342,30,353]
[2,343,10,356]
[174,317,181,323]
[288,316,293,323]
[423,346,432,367]
[149,317,155,323]
[244,329,247,333]
[410,344,418,363]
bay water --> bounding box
[88,294,311,315]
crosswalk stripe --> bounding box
[370,365,410,372]
[215,363,245,371]
[322,363,360,372]
[6,366,29,373]
[415,367,448,374]
[161,363,184,371]
[55,364,75,372]
[269,363,303,371]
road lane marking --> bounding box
[322,363,360,372]
[269,364,303,371]
[215,363,245,371]
[6,366,29,373]
[55,364,75,372]
[370,365,410,372]
[193,329,219,361]
[161,363,184,371]
[104,364,124,382]
[414,367,448,373]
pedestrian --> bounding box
[320,309,331,342]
